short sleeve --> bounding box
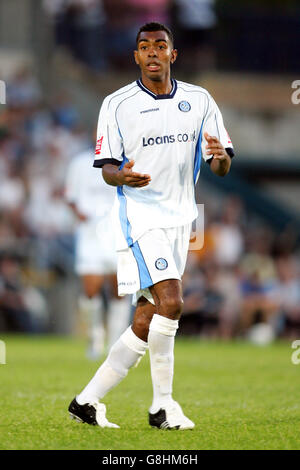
[93,96,124,168]
[201,94,234,162]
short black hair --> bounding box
[136,22,174,47]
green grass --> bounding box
[0,334,300,450]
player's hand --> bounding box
[118,160,151,188]
[77,212,88,222]
[68,202,88,221]
[204,132,228,162]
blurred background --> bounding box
[0,0,300,344]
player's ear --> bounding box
[170,49,178,65]
[134,50,139,66]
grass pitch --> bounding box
[0,334,300,450]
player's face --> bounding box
[134,31,177,82]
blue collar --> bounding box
[136,78,177,100]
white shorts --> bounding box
[75,215,117,276]
[117,224,192,305]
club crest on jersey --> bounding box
[178,101,191,112]
[155,258,168,270]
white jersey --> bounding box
[93,79,234,250]
[66,148,115,219]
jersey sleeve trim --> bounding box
[206,147,234,165]
[225,147,235,158]
[93,158,122,168]
[206,147,235,166]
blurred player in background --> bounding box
[65,145,131,359]
[68,22,234,430]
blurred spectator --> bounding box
[0,67,86,334]
[126,0,171,26]
[6,66,42,108]
[44,0,172,71]
[238,228,279,335]
[0,213,17,248]
[172,0,217,73]
[0,253,48,333]
[51,90,80,130]
[214,265,242,339]
[210,196,245,267]
[182,254,241,339]
[273,255,300,339]
[43,0,107,71]
[0,163,25,213]
[181,251,207,335]
[102,0,138,69]
[182,251,206,313]
[199,261,226,337]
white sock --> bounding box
[148,314,179,414]
[107,297,131,351]
[76,326,148,405]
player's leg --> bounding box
[106,273,132,350]
[80,274,106,359]
[95,212,131,352]
[76,221,107,359]
[68,297,155,427]
[148,279,183,414]
[124,225,194,429]
[146,279,194,430]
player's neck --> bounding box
[140,74,172,96]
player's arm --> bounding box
[204,132,231,177]
[67,201,88,222]
[94,97,151,188]
[102,160,151,188]
[201,94,234,177]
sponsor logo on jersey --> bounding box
[142,131,196,147]
[178,100,191,112]
[155,258,168,270]
[95,136,104,155]
[140,107,159,114]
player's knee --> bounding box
[84,288,98,299]
[132,312,151,341]
[160,296,184,319]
